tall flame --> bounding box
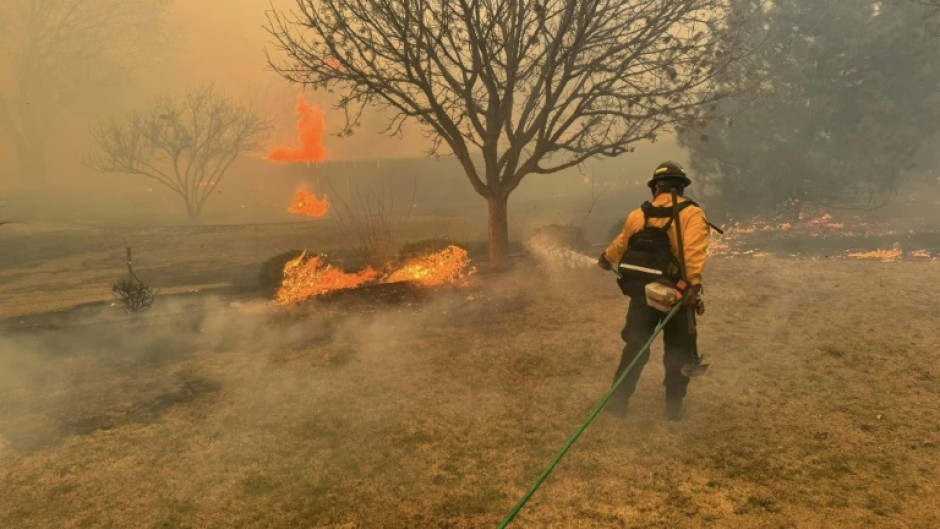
[385,246,475,287]
[288,187,330,219]
[268,94,327,163]
[277,252,379,304]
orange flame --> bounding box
[287,187,330,219]
[276,252,379,304]
[385,246,475,287]
[276,245,475,303]
[268,94,327,163]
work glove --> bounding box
[597,254,612,271]
[683,284,702,307]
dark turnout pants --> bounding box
[611,297,696,406]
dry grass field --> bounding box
[0,221,938,528]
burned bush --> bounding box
[113,248,156,313]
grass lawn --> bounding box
[0,222,938,528]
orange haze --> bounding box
[267,94,327,163]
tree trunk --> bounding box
[184,196,201,224]
[487,194,510,270]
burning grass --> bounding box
[709,212,939,262]
[707,213,846,258]
[384,245,475,287]
[276,252,379,304]
[275,245,475,304]
[846,244,904,263]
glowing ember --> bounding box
[708,211,857,258]
[276,252,378,304]
[742,250,771,258]
[385,246,476,287]
[846,244,903,263]
[267,94,327,163]
[287,187,330,219]
[804,214,844,230]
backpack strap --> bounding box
[641,200,696,230]
[639,201,654,228]
[644,200,695,218]
[645,198,724,234]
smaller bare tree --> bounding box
[90,86,269,222]
[325,174,418,266]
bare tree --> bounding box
[267,0,751,268]
[0,0,172,187]
[90,87,269,223]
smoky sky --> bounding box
[0,0,683,225]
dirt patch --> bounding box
[58,373,221,439]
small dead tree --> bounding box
[90,86,269,222]
[113,248,156,313]
[325,174,418,266]
[267,0,752,268]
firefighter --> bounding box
[597,161,709,421]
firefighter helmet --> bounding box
[647,161,692,189]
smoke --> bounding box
[0,279,518,460]
[266,93,327,163]
[0,295,327,454]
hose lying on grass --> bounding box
[496,302,685,529]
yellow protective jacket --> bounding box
[604,193,709,286]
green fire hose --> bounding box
[495,301,685,529]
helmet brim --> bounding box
[647,175,692,189]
